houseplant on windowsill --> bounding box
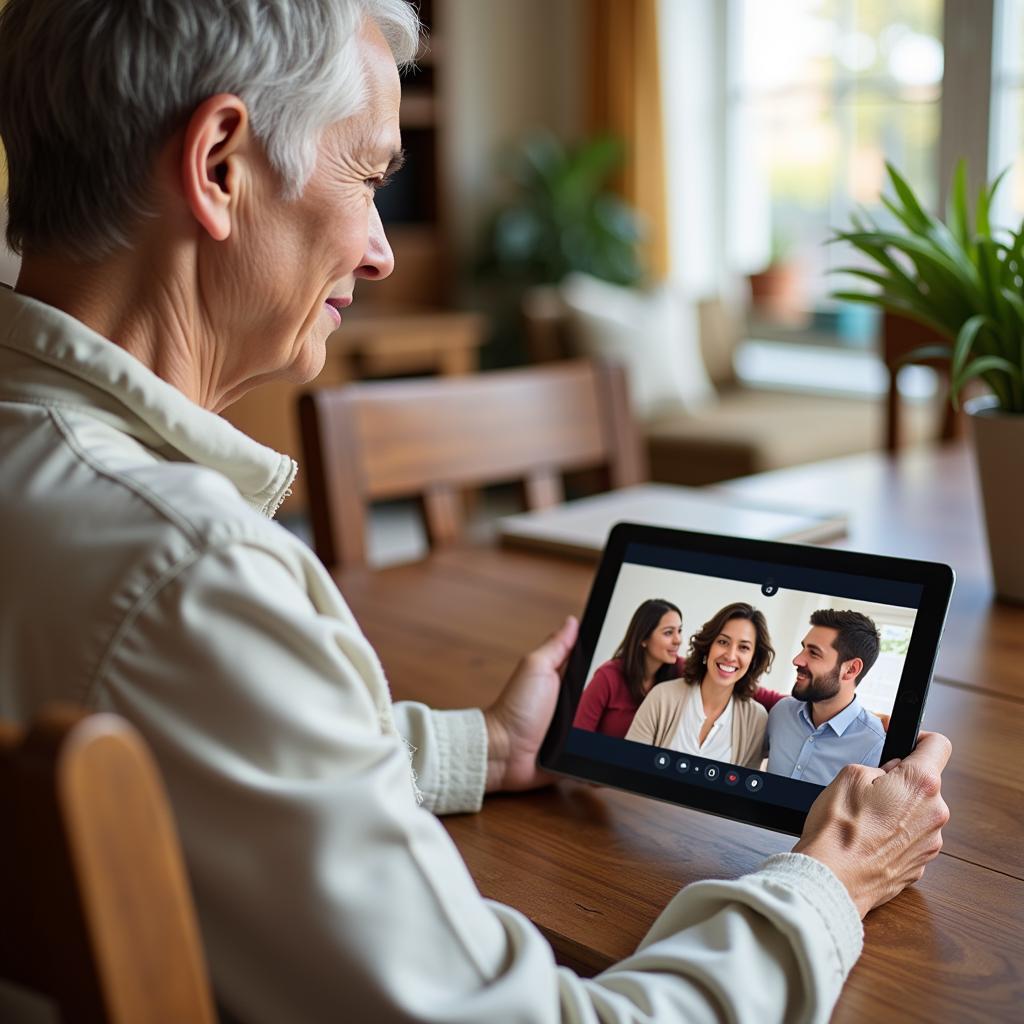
[748,230,808,327]
[831,161,1024,603]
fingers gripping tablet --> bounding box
[540,523,954,834]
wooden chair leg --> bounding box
[886,366,901,453]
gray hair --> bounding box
[0,0,419,260]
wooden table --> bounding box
[335,442,1024,1022]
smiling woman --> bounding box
[626,602,776,767]
[573,598,685,739]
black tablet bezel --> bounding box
[539,522,955,836]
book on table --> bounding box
[498,483,846,560]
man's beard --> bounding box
[792,664,841,703]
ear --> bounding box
[843,657,863,684]
[180,94,251,242]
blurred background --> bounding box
[1,0,1020,554]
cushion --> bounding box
[560,273,716,419]
[644,386,944,485]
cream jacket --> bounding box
[626,679,769,768]
[0,289,862,1024]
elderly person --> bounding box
[0,2,951,1023]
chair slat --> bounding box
[300,359,644,569]
[524,469,564,510]
[882,311,964,452]
[422,485,464,546]
[0,706,217,1024]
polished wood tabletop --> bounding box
[335,442,1024,1022]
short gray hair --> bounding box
[0,0,419,260]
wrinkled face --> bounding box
[216,21,401,397]
[644,611,683,666]
[792,625,843,703]
[704,618,756,689]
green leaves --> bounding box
[948,161,969,250]
[830,160,1024,413]
[952,314,990,381]
[483,133,644,287]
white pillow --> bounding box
[560,273,716,420]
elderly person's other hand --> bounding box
[793,730,952,917]
[484,616,578,792]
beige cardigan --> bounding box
[625,679,768,768]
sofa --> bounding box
[523,278,940,487]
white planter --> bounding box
[967,395,1024,604]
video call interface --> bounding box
[566,542,924,811]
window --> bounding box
[726,0,944,345]
[858,621,914,714]
[991,0,1024,228]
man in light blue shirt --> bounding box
[767,609,886,787]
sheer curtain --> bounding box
[657,0,729,295]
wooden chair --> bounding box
[882,310,964,452]
[0,705,216,1024]
[222,310,488,516]
[299,359,646,569]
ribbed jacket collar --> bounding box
[0,288,297,516]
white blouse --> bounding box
[671,691,735,762]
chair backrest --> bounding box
[0,705,217,1024]
[882,310,963,451]
[299,359,647,568]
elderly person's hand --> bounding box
[484,616,578,792]
[793,730,952,917]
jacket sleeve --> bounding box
[99,540,862,1024]
[573,664,613,732]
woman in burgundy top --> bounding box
[573,598,788,739]
[573,599,685,738]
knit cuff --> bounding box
[427,707,487,815]
[755,852,864,975]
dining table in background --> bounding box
[334,441,1024,1022]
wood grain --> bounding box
[342,539,1024,872]
[920,682,1024,877]
[302,360,645,569]
[333,443,1024,1021]
[839,855,1024,1023]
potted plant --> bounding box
[748,229,808,327]
[482,132,644,287]
[831,161,1024,602]
[472,134,645,366]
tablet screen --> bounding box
[542,525,954,833]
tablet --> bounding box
[539,523,955,835]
